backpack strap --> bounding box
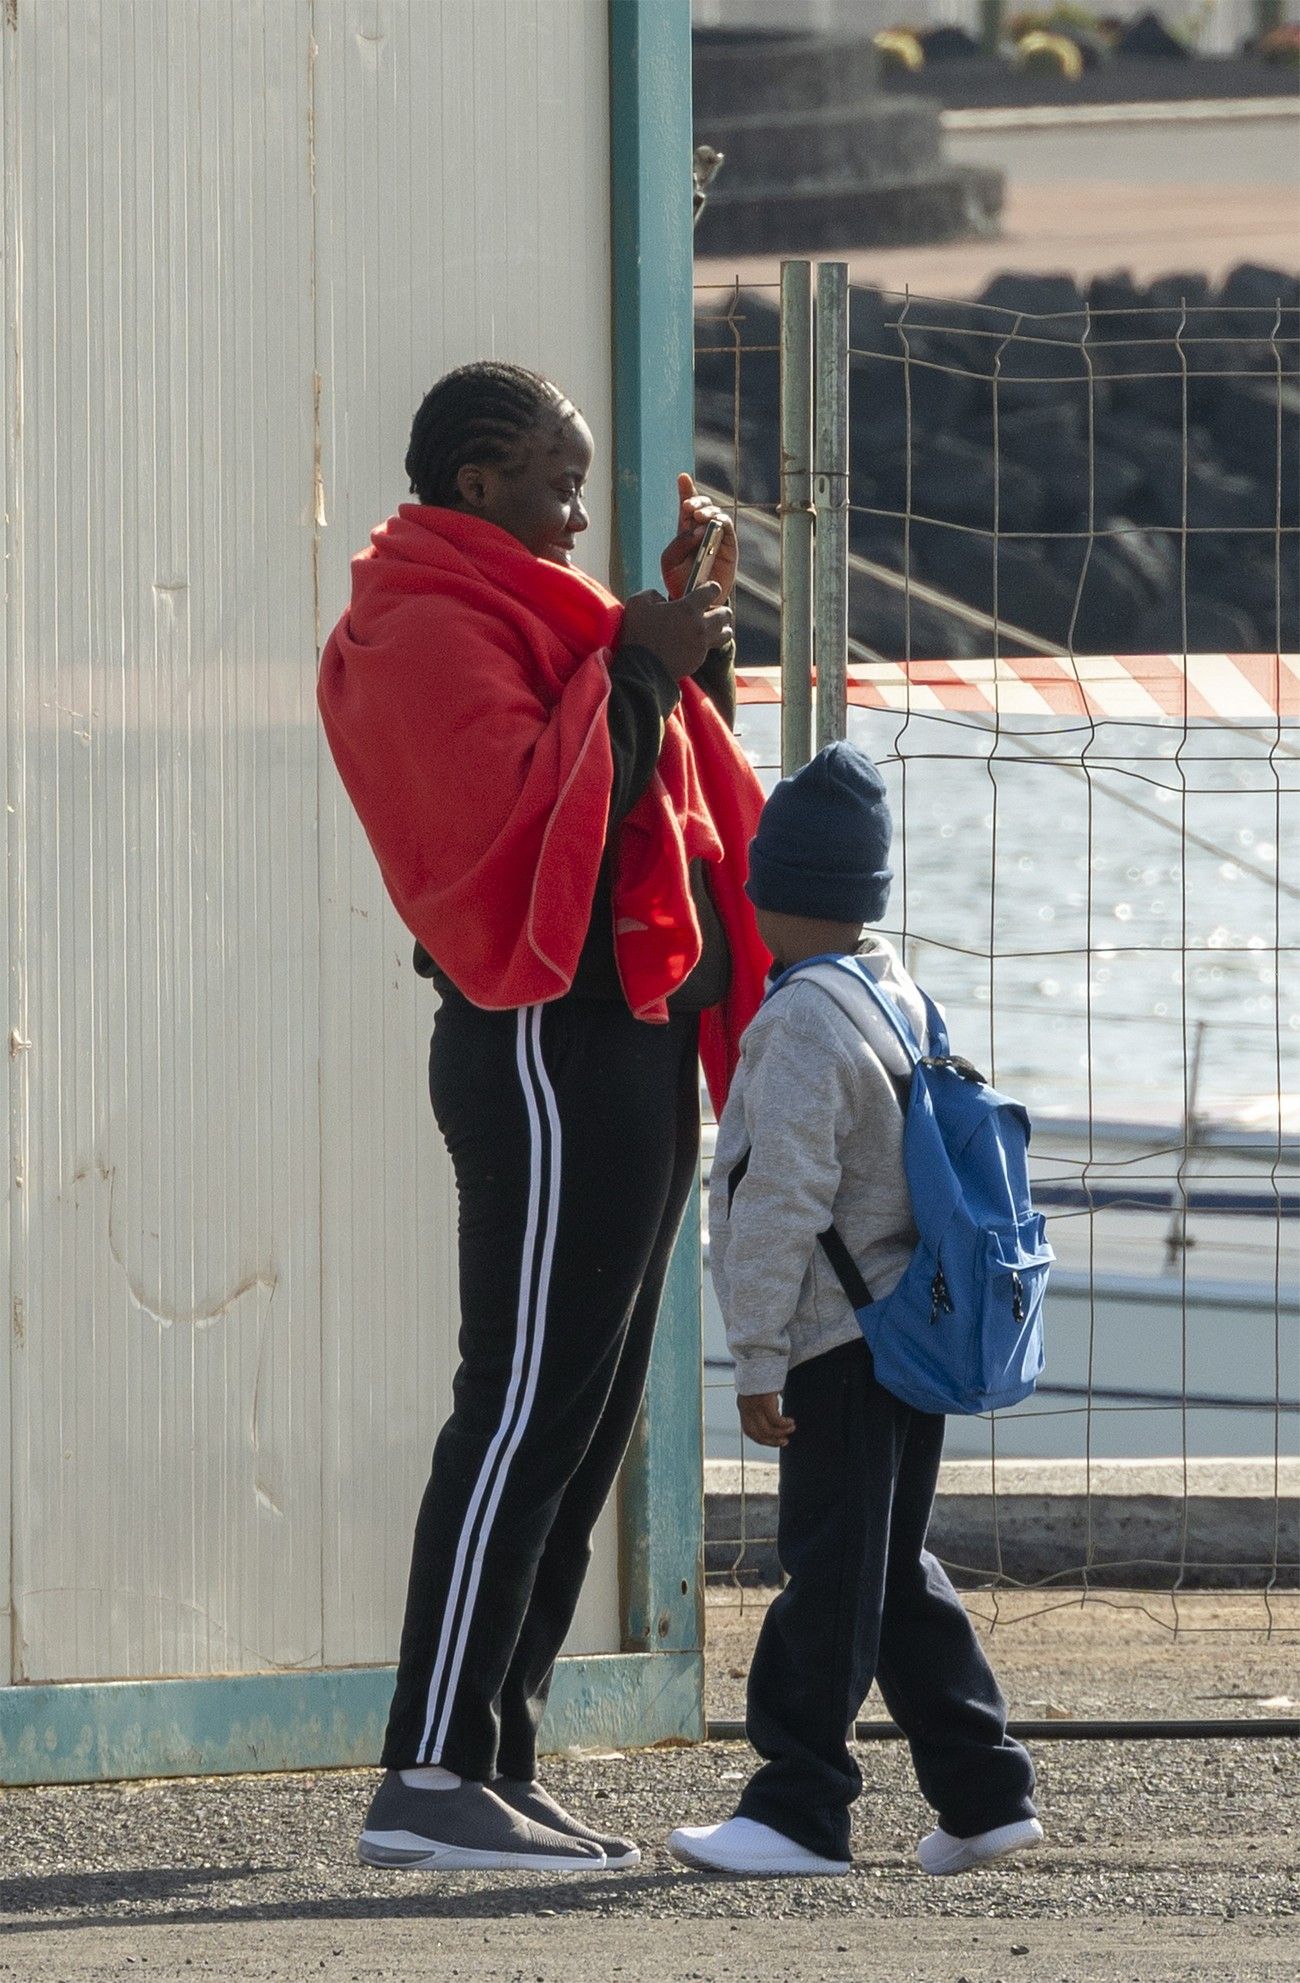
[818,1222,872,1310]
[768,951,927,1065]
[767,953,927,1313]
[726,1140,871,1309]
[825,954,925,1064]
[920,987,949,1058]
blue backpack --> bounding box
[774,953,1051,1416]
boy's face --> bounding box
[454,413,594,567]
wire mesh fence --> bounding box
[694,270,1299,1696]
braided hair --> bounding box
[405,361,575,507]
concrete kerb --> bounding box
[941,96,1300,133]
[705,1456,1300,1590]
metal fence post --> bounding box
[779,259,814,774]
[814,260,849,750]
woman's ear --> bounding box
[454,462,490,510]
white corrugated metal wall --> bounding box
[0,0,618,1691]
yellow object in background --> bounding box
[873,28,926,74]
[1014,29,1086,78]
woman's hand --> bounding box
[661,472,738,604]
[620,585,733,683]
[737,1392,795,1449]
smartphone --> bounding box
[685,516,725,593]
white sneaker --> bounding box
[668,1815,850,1877]
[917,1816,1043,1876]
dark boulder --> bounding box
[1050,522,1174,652]
[917,26,981,62]
[847,317,985,461]
[694,415,780,511]
[1067,560,1157,652]
[1218,262,1300,322]
[695,292,781,414]
[1186,531,1298,648]
[1101,413,1195,525]
[1186,457,1276,533]
[1116,12,1192,59]
[993,401,1084,465]
[972,274,1092,385]
[848,285,893,358]
[847,568,987,662]
[902,432,1047,536]
[908,524,1079,648]
[1088,270,1148,333]
[1210,379,1300,527]
[1058,27,1112,69]
[979,273,1089,321]
[1133,594,1262,652]
[1146,273,1214,316]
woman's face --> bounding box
[454,412,594,566]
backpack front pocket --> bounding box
[974,1214,1052,1396]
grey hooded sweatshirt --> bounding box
[708,936,930,1399]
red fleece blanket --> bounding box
[317,505,769,1110]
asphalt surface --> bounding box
[941,109,1300,186]
[694,104,1300,295]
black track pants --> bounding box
[738,1339,1037,1861]
[381,987,701,1779]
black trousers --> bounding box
[381,987,701,1779]
[739,1339,1037,1861]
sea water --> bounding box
[702,702,1299,1464]
[730,704,1299,1132]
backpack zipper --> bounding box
[928,1267,954,1326]
[1011,1272,1025,1323]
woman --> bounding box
[318,361,768,1871]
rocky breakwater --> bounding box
[692,27,1003,256]
[694,265,1299,662]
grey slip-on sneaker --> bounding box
[359,1772,607,1871]
[493,1776,641,1869]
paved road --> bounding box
[694,105,1300,298]
[0,1911,1294,1981]
[943,107,1300,187]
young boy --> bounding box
[669,741,1041,1878]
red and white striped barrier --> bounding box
[734,653,1300,722]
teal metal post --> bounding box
[608,0,705,1683]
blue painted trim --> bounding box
[608,0,696,599]
[607,0,704,1662]
[0,1652,704,1787]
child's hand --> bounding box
[738,1392,795,1448]
[660,473,737,604]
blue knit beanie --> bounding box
[745,741,893,924]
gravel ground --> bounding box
[0,1593,1295,1981]
[706,1587,1300,1725]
